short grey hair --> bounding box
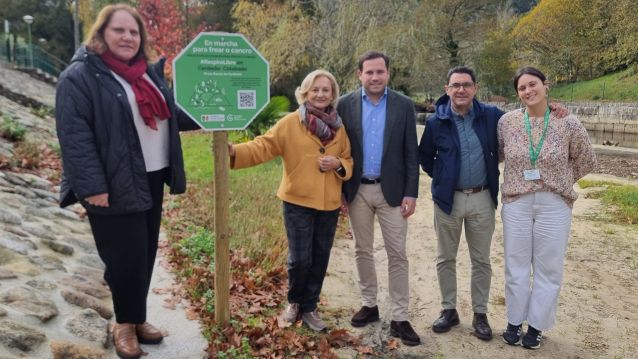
[295,69,340,107]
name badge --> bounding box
[523,169,541,181]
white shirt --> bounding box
[111,71,170,172]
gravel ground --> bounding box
[594,148,638,180]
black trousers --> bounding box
[88,168,167,324]
[283,201,339,313]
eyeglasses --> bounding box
[446,82,475,91]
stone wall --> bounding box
[0,58,207,359]
[490,102,638,134]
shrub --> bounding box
[30,106,55,119]
[246,96,290,138]
[176,227,215,265]
[0,115,26,142]
[13,141,42,169]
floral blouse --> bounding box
[497,110,597,207]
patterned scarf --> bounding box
[302,103,342,145]
[100,50,171,130]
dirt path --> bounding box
[323,171,638,359]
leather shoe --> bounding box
[136,322,165,344]
[472,313,492,340]
[432,308,460,333]
[113,323,143,359]
[350,305,379,327]
[390,320,421,346]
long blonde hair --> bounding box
[84,3,153,60]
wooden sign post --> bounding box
[173,32,270,324]
[213,131,230,323]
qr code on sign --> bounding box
[238,90,256,109]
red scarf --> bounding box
[100,50,171,130]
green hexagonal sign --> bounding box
[173,32,270,130]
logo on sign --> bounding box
[201,114,225,122]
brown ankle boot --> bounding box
[136,322,165,344]
[113,323,143,359]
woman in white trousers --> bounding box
[497,66,596,350]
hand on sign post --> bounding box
[227,142,235,157]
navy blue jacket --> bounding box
[55,46,198,214]
[418,94,504,214]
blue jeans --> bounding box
[283,201,339,313]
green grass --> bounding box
[181,131,214,182]
[578,180,638,224]
[173,131,286,269]
[551,68,638,102]
[180,130,264,183]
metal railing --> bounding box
[0,35,67,77]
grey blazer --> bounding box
[337,88,419,207]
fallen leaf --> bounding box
[387,338,400,350]
[277,316,292,329]
[248,305,262,314]
[356,345,375,354]
[185,308,198,320]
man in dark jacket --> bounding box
[419,66,502,341]
[338,51,421,346]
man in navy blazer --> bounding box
[419,66,503,341]
[337,51,420,346]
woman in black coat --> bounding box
[55,4,196,359]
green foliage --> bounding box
[49,141,61,156]
[216,337,253,359]
[232,1,314,99]
[30,106,54,119]
[12,140,42,169]
[191,0,236,32]
[247,96,290,137]
[578,180,638,224]
[512,0,638,82]
[550,69,638,102]
[202,288,215,314]
[231,0,637,96]
[0,0,75,65]
[476,28,515,98]
[231,0,517,95]
[175,227,215,264]
[0,115,26,142]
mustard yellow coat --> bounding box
[232,109,353,211]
